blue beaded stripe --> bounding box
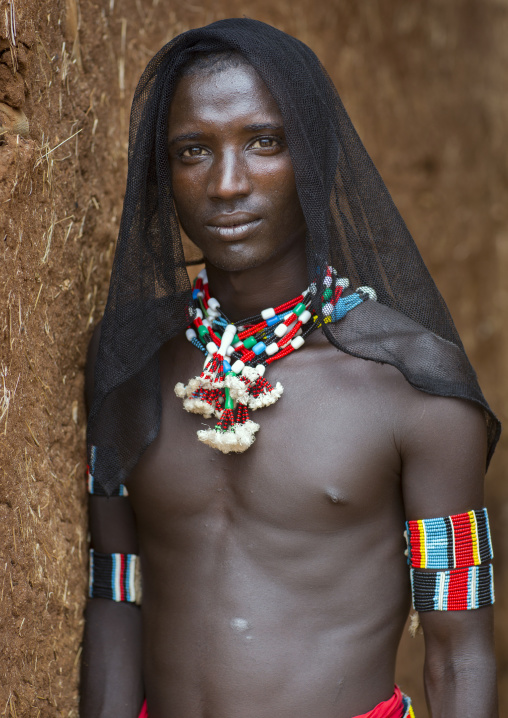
[191,337,207,354]
[331,294,363,321]
[410,565,494,612]
[87,446,128,497]
[88,549,140,603]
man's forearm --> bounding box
[80,598,144,718]
[424,651,498,717]
[422,606,498,718]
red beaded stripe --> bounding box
[446,568,469,610]
[266,344,294,364]
[450,513,475,566]
[274,295,304,314]
[278,320,302,346]
[119,554,126,602]
[409,521,423,568]
[238,321,267,340]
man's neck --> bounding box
[203,244,309,323]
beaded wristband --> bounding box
[406,509,493,570]
[410,564,494,611]
[87,446,128,496]
[88,549,142,604]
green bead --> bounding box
[294,302,306,316]
[233,334,240,345]
[323,288,332,300]
[243,336,257,349]
[198,325,208,338]
[224,388,235,410]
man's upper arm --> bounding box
[401,392,487,519]
[85,321,138,556]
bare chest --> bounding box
[127,336,403,534]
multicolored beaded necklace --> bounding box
[175,267,376,454]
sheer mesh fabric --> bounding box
[88,18,500,495]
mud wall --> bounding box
[0,1,506,715]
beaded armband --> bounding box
[405,509,494,612]
[406,509,493,569]
[87,446,128,496]
[411,565,494,611]
[88,549,142,604]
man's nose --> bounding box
[207,149,251,201]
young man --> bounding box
[81,19,500,718]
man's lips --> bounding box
[205,213,262,241]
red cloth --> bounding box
[138,686,406,718]
[354,685,405,718]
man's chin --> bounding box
[202,250,270,273]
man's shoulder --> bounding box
[315,327,415,402]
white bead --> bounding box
[261,307,275,320]
[219,324,237,354]
[324,275,333,287]
[206,342,217,354]
[265,342,279,356]
[224,324,237,342]
[232,360,245,374]
[356,286,377,301]
[300,309,312,324]
[203,319,211,328]
[198,268,208,280]
[291,336,305,350]
[255,364,266,377]
[323,302,333,316]
[207,310,219,320]
[309,282,317,296]
[196,291,204,299]
[185,328,197,341]
[336,278,350,288]
[226,346,234,356]
[208,297,221,311]
[194,308,203,320]
[274,323,288,338]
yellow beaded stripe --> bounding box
[468,510,480,566]
[417,519,426,567]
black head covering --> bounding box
[88,18,500,495]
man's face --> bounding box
[167,62,307,272]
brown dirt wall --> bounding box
[0,0,506,715]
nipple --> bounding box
[326,488,343,504]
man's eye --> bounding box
[250,137,280,150]
[181,147,208,157]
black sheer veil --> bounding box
[88,18,500,495]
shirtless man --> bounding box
[80,20,498,718]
